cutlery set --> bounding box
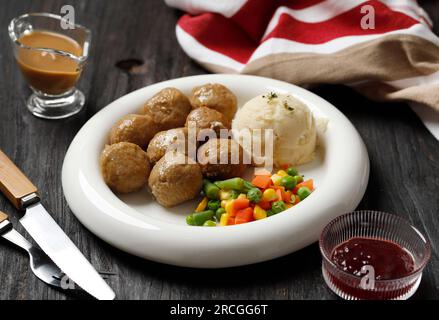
[0,149,115,300]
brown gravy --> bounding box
[17,31,83,95]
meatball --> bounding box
[148,152,203,207]
[146,127,190,164]
[197,138,248,180]
[140,88,192,131]
[185,107,230,139]
[190,84,238,121]
[100,142,151,194]
[109,114,159,149]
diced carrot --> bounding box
[258,199,271,210]
[293,179,314,194]
[235,208,254,225]
[294,195,301,205]
[252,175,272,189]
[231,198,250,217]
[227,216,236,225]
[283,191,292,203]
[301,179,314,190]
[281,163,291,170]
[276,189,283,202]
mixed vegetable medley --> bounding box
[186,167,315,227]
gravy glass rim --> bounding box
[8,12,91,65]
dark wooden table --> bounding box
[0,0,438,300]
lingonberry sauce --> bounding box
[331,237,415,280]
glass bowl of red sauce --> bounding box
[319,211,431,300]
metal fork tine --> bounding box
[1,214,116,296]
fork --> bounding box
[0,210,115,294]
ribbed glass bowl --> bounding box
[319,211,431,300]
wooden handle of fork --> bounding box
[0,211,8,223]
[0,149,38,209]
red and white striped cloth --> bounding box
[166,0,439,139]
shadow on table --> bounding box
[105,239,334,300]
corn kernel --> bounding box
[253,205,267,220]
[277,170,288,177]
[271,174,282,186]
[220,214,229,226]
[195,197,208,212]
[219,190,231,201]
[225,200,234,214]
[238,194,247,200]
[263,189,277,202]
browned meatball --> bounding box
[197,138,248,180]
[146,127,189,164]
[140,88,192,131]
[190,84,238,121]
[109,114,159,149]
[185,107,230,139]
[100,142,151,194]
[148,152,203,207]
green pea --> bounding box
[247,188,262,203]
[280,176,296,190]
[287,167,298,177]
[216,208,226,221]
[294,175,304,184]
[297,187,312,201]
[271,201,287,214]
[207,200,221,212]
[267,210,275,217]
[203,220,217,227]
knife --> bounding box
[0,149,115,300]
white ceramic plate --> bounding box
[62,75,369,268]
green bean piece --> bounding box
[203,179,220,200]
[243,180,256,192]
[207,200,221,212]
[247,188,262,203]
[297,187,312,201]
[271,201,287,214]
[216,208,226,221]
[203,220,217,227]
[186,215,195,226]
[214,178,245,191]
[192,210,215,226]
[267,210,275,217]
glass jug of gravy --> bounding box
[9,13,91,119]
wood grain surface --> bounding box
[0,0,438,300]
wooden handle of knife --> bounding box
[0,211,8,223]
[0,149,38,209]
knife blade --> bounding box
[0,149,115,300]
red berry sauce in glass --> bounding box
[328,237,416,299]
[331,237,415,280]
